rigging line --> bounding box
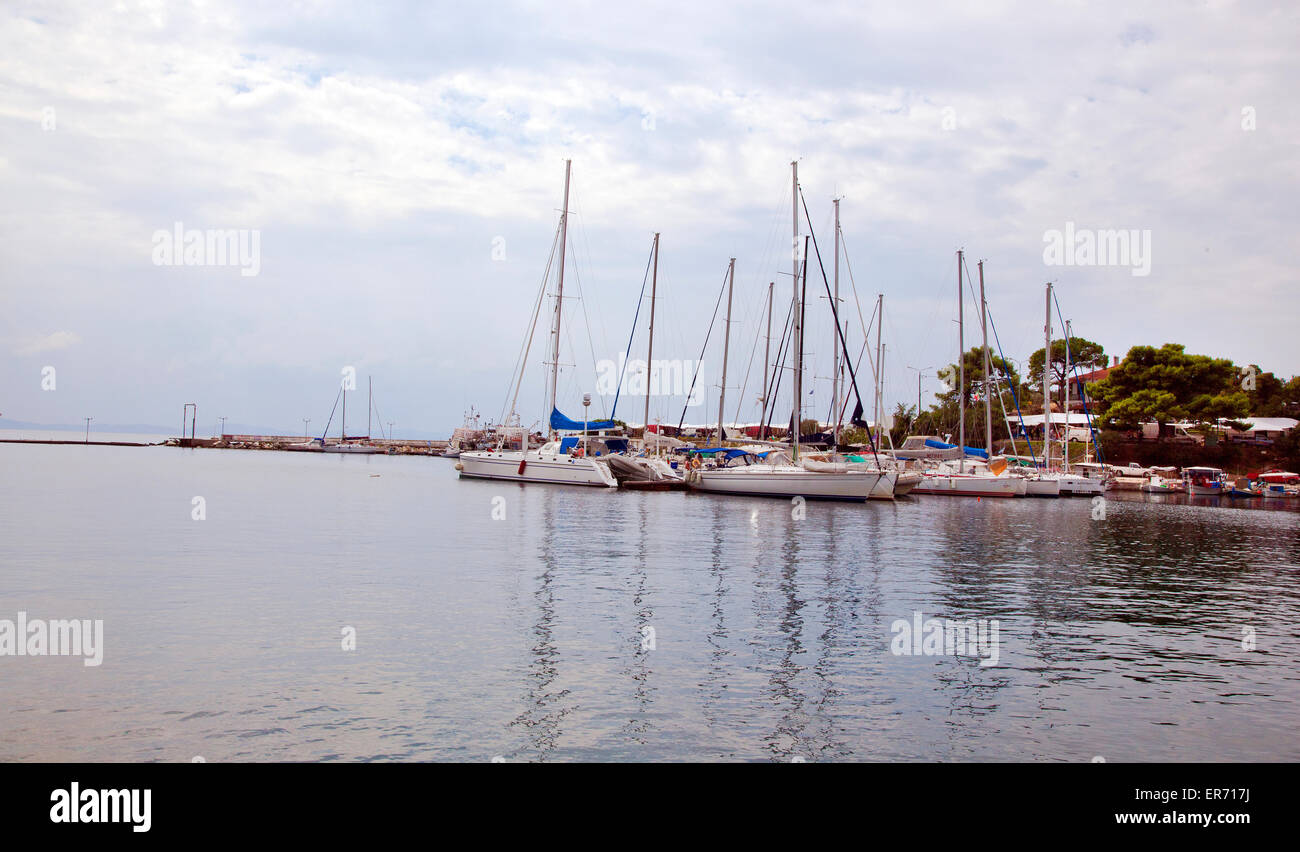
[676,264,733,432]
[1052,291,1105,463]
[799,187,881,465]
[565,235,609,420]
[610,239,656,420]
[988,307,1035,465]
[321,385,345,442]
[502,219,561,428]
[732,292,766,428]
[761,300,797,439]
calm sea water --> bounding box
[1,441,1297,762]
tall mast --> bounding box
[878,342,887,449]
[957,249,965,472]
[979,261,993,453]
[643,233,659,444]
[1063,318,1072,473]
[1044,281,1053,470]
[874,294,884,449]
[342,386,346,440]
[791,161,801,458]
[831,198,841,448]
[761,281,773,439]
[368,376,372,439]
[548,159,572,439]
[794,236,809,460]
[717,257,735,443]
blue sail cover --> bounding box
[550,407,616,432]
[924,438,957,450]
[963,446,990,459]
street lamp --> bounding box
[906,365,934,426]
[218,416,227,437]
[387,421,394,440]
[84,417,92,443]
[303,418,311,437]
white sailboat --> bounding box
[457,160,618,489]
[687,164,885,501]
[1048,306,1103,496]
[912,250,1023,497]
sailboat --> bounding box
[1043,288,1103,496]
[912,251,1023,497]
[457,160,618,488]
[686,164,886,501]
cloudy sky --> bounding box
[1,0,1296,437]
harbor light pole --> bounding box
[218,416,227,437]
[303,418,311,437]
[84,417,92,443]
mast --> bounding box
[342,387,346,440]
[548,159,572,439]
[878,343,886,449]
[368,376,372,439]
[832,198,841,448]
[643,232,659,444]
[1063,318,1072,473]
[717,257,735,443]
[1044,281,1053,470]
[957,249,965,473]
[874,293,883,450]
[761,282,773,439]
[791,161,801,459]
[794,236,809,460]
[979,261,993,453]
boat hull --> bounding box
[912,474,1023,497]
[457,450,617,487]
[688,467,881,501]
[1056,475,1105,496]
[1023,476,1061,497]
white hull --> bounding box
[912,473,1024,497]
[688,465,882,501]
[893,471,922,497]
[1187,483,1225,497]
[1023,476,1061,497]
[457,449,617,487]
[323,444,384,454]
[1056,474,1105,496]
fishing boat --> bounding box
[1258,470,1299,498]
[1183,466,1228,496]
[457,161,618,489]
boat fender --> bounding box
[518,459,527,475]
[454,462,463,471]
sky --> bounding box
[1,0,1297,438]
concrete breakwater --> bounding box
[164,435,449,455]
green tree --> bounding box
[1028,337,1106,398]
[1093,344,1240,430]
[937,346,1022,411]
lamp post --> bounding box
[218,416,227,438]
[84,417,92,443]
[387,422,394,440]
[303,418,311,437]
[906,365,933,431]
